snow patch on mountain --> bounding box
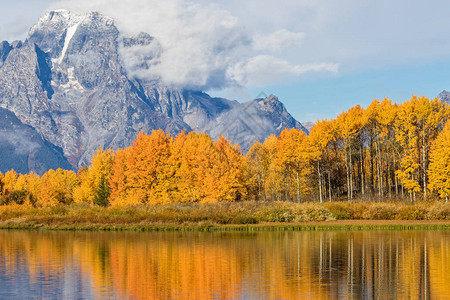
[55,22,80,64]
[58,67,84,90]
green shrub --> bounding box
[301,204,335,221]
[324,203,354,220]
[257,207,294,222]
[0,190,28,206]
[231,214,258,224]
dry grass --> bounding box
[0,201,449,231]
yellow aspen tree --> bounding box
[263,134,282,200]
[109,148,132,206]
[38,169,77,207]
[213,135,246,202]
[73,148,115,205]
[308,119,336,202]
[416,96,449,200]
[376,99,398,199]
[14,172,41,206]
[39,172,59,207]
[3,169,18,194]
[365,100,380,196]
[245,141,269,200]
[365,99,398,200]
[428,122,450,201]
[180,132,221,203]
[118,130,173,204]
[171,131,199,202]
[395,96,448,201]
[196,133,221,202]
[336,105,365,201]
[276,129,311,201]
[395,97,421,201]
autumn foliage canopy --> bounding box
[1,96,450,207]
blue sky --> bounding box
[1,0,450,122]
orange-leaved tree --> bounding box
[110,130,174,205]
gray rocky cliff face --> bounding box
[438,90,450,104]
[0,10,307,172]
[0,41,12,67]
[301,121,314,132]
[204,95,307,152]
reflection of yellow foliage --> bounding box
[0,231,449,299]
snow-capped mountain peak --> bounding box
[0,10,307,173]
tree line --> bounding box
[1,95,450,207]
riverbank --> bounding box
[1,219,449,232]
[0,201,449,231]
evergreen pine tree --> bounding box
[94,175,111,207]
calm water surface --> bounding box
[0,230,449,299]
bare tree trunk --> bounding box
[285,174,289,201]
[360,146,365,196]
[394,155,398,199]
[370,134,375,196]
[318,160,323,203]
[260,163,266,200]
[345,146,350,202]
[387,151,391,199]
[296,168,300,202]
[257,173,261,200]
[375,140,382,200]
[287,166,291,201]
[349,145,353,201]
[422,133,427,201]
[328,172,332,202]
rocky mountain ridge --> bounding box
[0,10,307,173]
[438,90,450,104]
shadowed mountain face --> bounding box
[0,10,307,173]
[0,108,72,175]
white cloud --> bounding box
[228,55,338,87]
[253,29,305,52]
[0,130,39,154]
[48,0,336,90]
[4,0,450,91]
[49,0,250,89]
[0,1,56,41]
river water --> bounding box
[0,230,449,299]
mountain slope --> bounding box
[0,108,72,175]
[0,10,307,172]
[438,90,450,104]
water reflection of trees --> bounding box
[0,231,449,299]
